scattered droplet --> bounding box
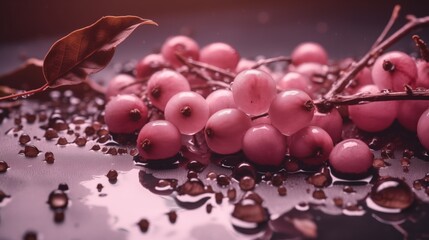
[206,203,213,214]
[45,152,55,164]
[368,177,414,213]
[19,134,31,145]
[47,190,68,209]
[74,136,87,147]
[57,137,68,146]
[216,174,230,187]
[23,145,40,158]
[106,170,118,183]
[239,176,256,191]
[96,183,104,192]
[44,128,59,140]
[0,161,9,173]
[278,186,287,196]
[23,231,38,240]
[0,189,11,202]
[312,189,327,200]
[58,183,69,191]
[167,210,177,224]
[91,144,101,151]
[137,218,150,233]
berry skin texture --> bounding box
[417,108,429,150]
[147,69,191,111]
[137,120,182,160]
[105,74,141,100]
[371,51,417,91]
[204,108,252,154]
[348,85,398,132]
[161,35,200,68]
[289,126,333,168]
[416,60,429,88]
[242,124,287,167]
[200,42,240,71]
[104,95,148,134]
[135,53,166,79]
[291,42,328,66]
[329,139,373,177]
[164,91,209,135]
[232,69,277,116]
[269,90,314,136]
[205,89,236,116]
[310,108,343,143]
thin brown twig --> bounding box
[175,53,236,79]
[323,15,429,100]
[370,5,401,49]
[315,89,429,110]
[250,56,292,69]
[412,35,429,62]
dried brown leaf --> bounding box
[43,16,157,88]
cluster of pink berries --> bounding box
[103,35,429,179]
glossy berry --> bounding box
[164,91,209,135]
[269,90,314,136]
[277,72,311,95]
[105,74,141,100]
[232,69,277,115]
[329,139,373,177]
[291,42,328,66]
[397,100,429,132]
[242,124,287,167]
[348,85,398,132]
[137,120,182,160]
[104,95,148,133]
[205,108,252,154]
[310,108,343,143]
[135,54,166,79]
[417,108,429,150]
[416,60,429,88]
[147,69,191,111]
[161,35,200,68]
[235,58,271,74]
[200,42,240,71]
[289,126,333,168]
[205,89,236,116]
[371,51,417,91]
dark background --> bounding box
[0,0,428,72]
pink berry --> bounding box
[289,126,333,168]
[416,60,429,88]
[291,42,328,66]
[137,120,182,160]
[135,54,166,79]
[200,42,240,71]
[269,90,314,136]
[348,85,398,132]
[164,91,209,135]
[104,95,148,134]
[232,69,277,115]
[329,139,373,177]
[147,69,191,111]
[205,89,236,116]
[417,108,429,150]
[242,124,287,167]
[277,72,311,95]
[371,51,417,91]
[310,108,343,143]
[235,58,271,74]
[105,74,141,100]
[161,35,199,68]
[397,100,429,132]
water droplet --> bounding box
[23,145,41,158]
[0,161,9,173]
[137,218,150,232]
[19,134,31,145]
[47,190,68,209]
[367,177,414,213]
[106,170,118,183]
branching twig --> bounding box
[315,88,429,111]
[175,54,236,79]
[323,15,429,100]
[250,56,292,69]
[412,35,429,62]
[370,5,401,49]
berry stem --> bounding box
[315,88,429,110]
[412,35,429,62]
[175,53,236,79]
[370,5,401,50]
[323,14,429,99]
[250,56,292,69]
[0,83,49,101]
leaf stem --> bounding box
[175,54,236,79]
[0,83,49,101]
[250,56,292,69]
